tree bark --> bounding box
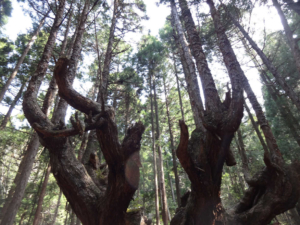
[170,0,204,130]
[206,0,300,224]
[23,2,147,224]
[153,74,169,225]
[177,0,223,117]
[170,0,243,224]
[32,163,51,225]
[171,52,185,122]
[272,0,300,76]
[0,10,49,103]
[97,0,119,106]
[149,72,160,225]
[163,76,181,206]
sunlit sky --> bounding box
[1,0,284,125]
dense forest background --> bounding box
[0,0,300,224]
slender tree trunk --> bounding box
[0,133,40,225]
[0,80,27,129]
[153,74,169,225]
[170,0,204,130]
[171,52,185,122]
[50,189,62,225]
[32,164,52,225]
[272,0,300,76]
[97,0,119,106]
[0,10,49,103]
[236,129,251,180]
[163,76,181,206]
[27,160,45,224]
[231,14,300,111]
[244,101,269,153]
[165,157,176,204]
[149,73,160,225]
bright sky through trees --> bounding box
[1,0,284,119]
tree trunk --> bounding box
[206,0,300,224]
[177,0,223,117]
[0,10,49,103]
[0,133,40,225]
[50,189,62,225]
[32,164,52,225]
[171,52,185,122]
[97,0,119,106]
[244,101,269,153]
[163,76,181,206]
[170,0,204,130]
[153,74,169,225]
[272,0,300,76]
[0,79,27,129]
[236,129,251,180]
[149,73,160,225]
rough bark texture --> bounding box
[169,0,243,224]
[177,0,223,119]
[207,1,300,224]
[168,0,300,224]
[22,2,147,224]
[170,0,204,130]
